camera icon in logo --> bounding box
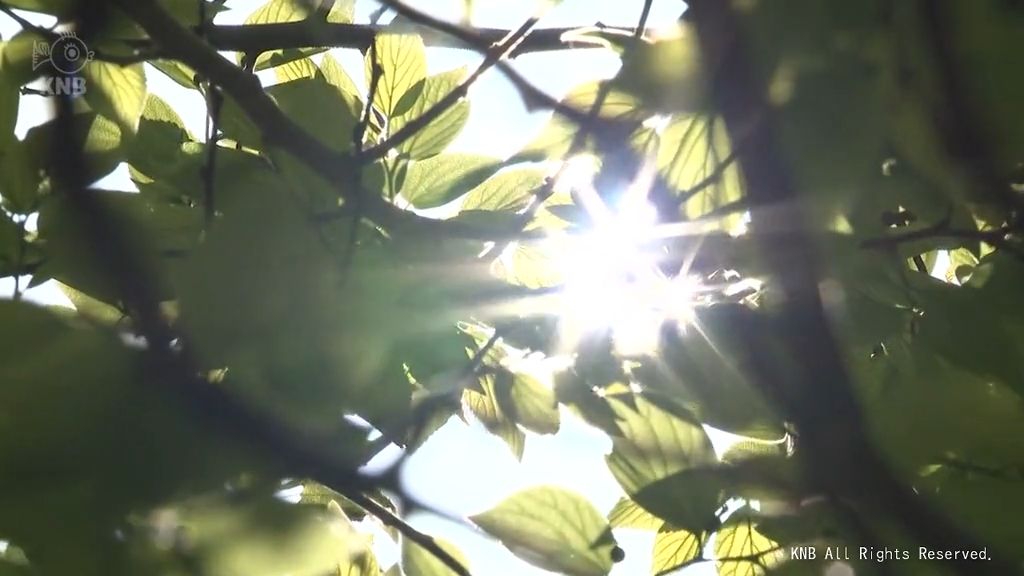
[32,32,94,75]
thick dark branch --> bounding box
[203,20,636,55]
[685,1,1015,573]
[918,0,1022,212]
[861,218,1024,263]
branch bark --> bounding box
[684,1,1017,573]
[202,20,636,55]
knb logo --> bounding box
[32,32,93,96]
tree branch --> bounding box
[685,1,1016,573]
[861,218,1024,263]
[201,20,637,56]
[112,0,520,241]
[358,13,542,163]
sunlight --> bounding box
[549,174,699,355]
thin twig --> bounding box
[487,0,654,258]
[357,14,542,163]
[114,0,509,241]
[861,219,1024,263]
[49,16,471,576]
[374,0,616,126]
[341,44,384,273]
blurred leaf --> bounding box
[499,370,560,435]
[0,57,18,154]
[562,82,645,121]
[471,486,620,576]
[0,0,74,14]
[36,190,200,302]
[127,94,193,179]
[390,67,470,159]
[0,139,42,213]
[57,281,124,325]
[402,536,469,576]
[463,371,525,460]
[83,61,147,134]
[365,34,426,118]
[943,1,1024,171]
[400,154,500,209]
[611,25,708,113]
[0,30,47,87]
[18,113,124,197]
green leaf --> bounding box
[4,113,124,213]
[608,497,664,531]
[57,282,124,325]
[0,210,21,276]
[83,61,147,134]
[0,0,75,15]
[402,536,470,576]
[274,55,319,82]
[366,34,427,118]
[400,154,501,209]
[0,30,47,87]
[649,115,743,223]
[36,190,200,302]
[562,81,645,121]
[390,67,470,159]
[605,396,721,531]
[242,0,356,70]
[0,140,40,214]
[463,371,526,460]
[611,27,708,113]
[714,516,783,576]
[471,486,620,576]
[151,58,198,89]
[320,53,364,113]
[501,370,560,435]
[461,167,545,212]
[653,527,703,575]
[267,76,360,151]
[0,58,19,155]
[127,94,193,178]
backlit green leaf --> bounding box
[242,0,356,70]
[366,34,427,118]
[605,396,721,530]
[608,497,663,531]
[400,154,500,209]
[471,486,620,576]
[390,67,470,159]
[461,167,545,212]
[83,61,147,134]
[653,527,703,575]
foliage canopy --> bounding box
[0,0,1023,575]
